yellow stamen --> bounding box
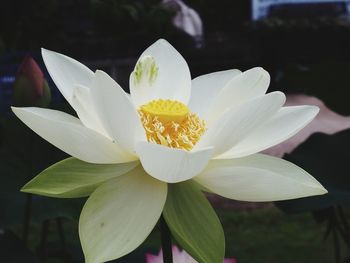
[139,99,206,151]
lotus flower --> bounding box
[146,246,237,263]
[12,39,327,263]
[13,55,51,107]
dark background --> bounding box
[1,0,350,114]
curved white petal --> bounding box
[205,67,270,124]
[195,92,286,156]
[217,105,319,159]
[195,154,327,202]
[130,39,191,107]
[188,69,241,118]
[136,142,213,183]
[12,107,135,164]
[41,48,94,104]
[79,166,167,263]
[71,85,108,136]
[91,70,146,154]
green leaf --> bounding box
[163,180,225,263]
[22,157,139,198]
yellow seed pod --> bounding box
[140,99,189,123]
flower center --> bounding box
[138,99,206,151]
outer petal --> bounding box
[21,157,139,198]
[188,69,241,117]
[90,70,146,154]
[136,142,213,183]
[130,39,191,107]
[79,167,167,263]
[195,154,327,202]
[41,48,94,104]
[12,107,135,164]
[71,85,108,136]
[217,105,319,159]
[204,67,270,124]
[195,92,286,156]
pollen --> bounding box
[139,99,206,151]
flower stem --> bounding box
[22,193,32,244]
[160,215,173,263]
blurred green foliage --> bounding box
[184,0,250,32]
[0,0,179,56]
[0,0,88,51]
[274,62,350,115]
[92,0,175,38]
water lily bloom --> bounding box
[12,39,327,263]
[146,246,237,263]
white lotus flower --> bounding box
[12,39,327,263]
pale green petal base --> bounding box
[21,158,139,198]
[79,167,167,263]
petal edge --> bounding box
[136,142,213,183]
[12,107,134,164]
[79,167,167,263]
[195,154,327,202]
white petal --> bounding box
[91,70,146,154]
[205,67,270,124]
[195,154,327,202]
[130,39,191,107]
[12,107,135,164]
[195,92,286,156]
[71,85,108,136]
[41,48,93,104]
[188,69,241,118]
[217,105,319,159]
[136,142,213,183]
[79,166,167,263]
